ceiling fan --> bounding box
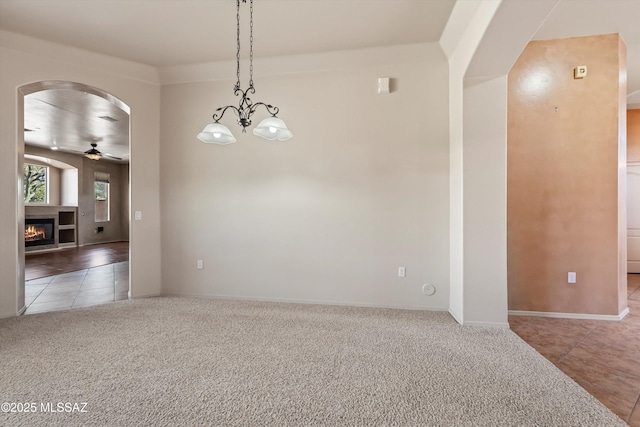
[83,141,122,161]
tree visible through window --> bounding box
[23,164,47,203]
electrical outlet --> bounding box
[197,260,203,270]
[398,267,406,278]
[568,272,576,283]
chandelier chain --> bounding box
[235,0,241,91]
[249,0,254,88]
[208,0,286,136]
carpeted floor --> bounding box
[0,297,627,426]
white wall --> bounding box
[120,164,130,241]
[160,44,451,309]
[0,1,565,323]
[463,76,508,326]
[0,30,161,317]
[438,0,558,326]
[439,0,503,324]
[61,168,78,206]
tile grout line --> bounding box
[555,324,599,366]
[25,263,127,314]
[627,391,640,424]
[27,272,80,309]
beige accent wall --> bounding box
[629,109,640,162]
[617,37,628,314]
[507,34,627,315]
[160,45,451,309]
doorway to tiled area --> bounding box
[24,242,129,315]
[24,261,129,314]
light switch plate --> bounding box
[134,211,142,221]
[574,66,587,79]
[378,77,390,94]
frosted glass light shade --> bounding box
[85,153,102,161]
[197,123,237,145]
[253,117,293,141]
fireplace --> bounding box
[25,218,55,247]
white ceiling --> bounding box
[1,0,638,161]
[0,0,457,67]
[24,89,130,161]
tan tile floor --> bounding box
[510,273,640,426]
[24,261,129,315]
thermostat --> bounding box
[574,66,587,79]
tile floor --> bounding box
[510,273,640,426]
[24,261,129,315]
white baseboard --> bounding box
[448,308,463,325]
[161,291,447,313]
[432,309,510,328]
[509,308,629,321]
[464,320,510,328]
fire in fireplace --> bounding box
[25,218,55,247]
[25,225,46,241]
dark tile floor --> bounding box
[24,261,129,315]
[510,274,640,426]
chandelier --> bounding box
[198,0,292,145]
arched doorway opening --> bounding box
[18,81,131,314]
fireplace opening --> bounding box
[25,218,55,247]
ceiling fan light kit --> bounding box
[84,142,103,160]
[197,0,292,145]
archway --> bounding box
[18,80,131,314]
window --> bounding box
[94,172,110,222]
[23,163,48,203]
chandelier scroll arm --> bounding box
[198,0,291,144]
[212,105,241,123]
[248,102,280,118]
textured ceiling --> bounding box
[24,89,130,161]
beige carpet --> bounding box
[0,297,626,426]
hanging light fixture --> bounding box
[198,0,292,145]
[84,143,103,161]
